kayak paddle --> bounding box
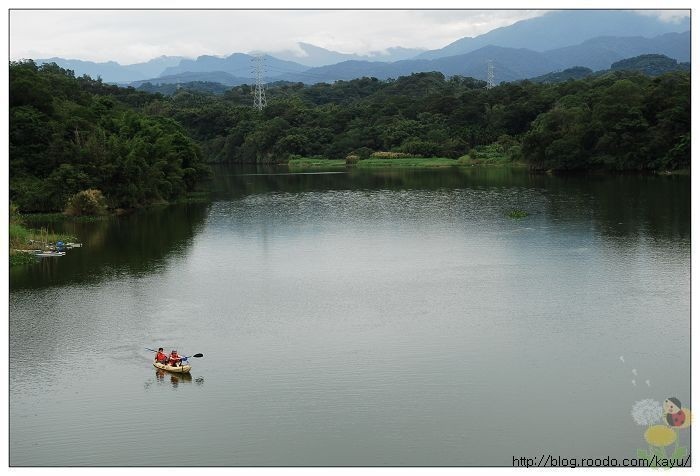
[146,348,203,358]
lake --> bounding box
[10,165,690,466]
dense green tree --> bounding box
[11,60,690,203]
[521,72,688,171]
[9,60,210,212]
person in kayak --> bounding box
[168,350,183,367]
[154,347,168,364]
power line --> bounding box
[252,54,267,110]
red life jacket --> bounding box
[168,353,182,365]
[155,351,167,362]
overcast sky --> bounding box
[9,9,690,65]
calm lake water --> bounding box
[10,166,690,466]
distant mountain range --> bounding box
[543,32,690,71]
[137,53,690,96]
[159,53,309,78]
[529,54,690,83]
[34,10,690,86]
[131,71,251,88]
[417,10,690,59]
[276,44,566,84]
[256,31,690,85]
[35,55,183,83]
[270,42,426,67]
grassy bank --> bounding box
[287,157,456,169]
[21,212,110,224]
[10,222,76,250]
[288,155,524,169]
[456,144,527,167]
[358,157,457,168]
[9,210,77,266]
[288,145,526,170]
[288,158,347,168]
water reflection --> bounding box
[210,165,689,242]
[152,369,203,389]
[9,164,689,466]
[10,166,689,292]
[10,203,210,290]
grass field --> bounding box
[358,157,458,167]
[288,157,461,169]
[288,149,526,169]
[9,220,77,266]
[287,158,347,168]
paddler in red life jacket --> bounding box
[154,347,168,364]
[168,350,183,367]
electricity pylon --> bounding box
[486,60,495,89]
[252,55,267,110]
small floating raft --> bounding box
[153,361,191,373]
[35,251,66,257]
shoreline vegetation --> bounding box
[287,157,524,169]
[10,205,76,266]
[9,60,690,218]
[287,144,528,169]
[287,156,687,174]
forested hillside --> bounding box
[147,69,689,171]
[10,60,210,212]
[10,60,690,213]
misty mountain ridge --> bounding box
[270,42,426,67]
[544,31,690,71]
[417,9,690,59]
[35,55,184,83]
[158,53,309,78]
[32,10,689,84]
[232,30,689,85]
[136,53,690,96]
[529,54,689,83]
[275,45,563,85]
[131,70,251,88]
[130,28,688,89]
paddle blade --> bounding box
[192,353,203,358]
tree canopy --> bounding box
[144,69,689,171]
[10,60,690,214]
[10,60,210,212]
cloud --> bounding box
[9,9,689,64]
[9,10,546,64]
[636,9,690,23]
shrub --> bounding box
[65,189,108,216]
[371,151,414,159]
[496,134,518,151]
[399,139,442,157]
[345,154,361,165]
[9,223,29,246]
[353,147,373,160]
[370,151,416,159]
[10,202,22,224]
[10,251,37,267]
[506,144,523,162]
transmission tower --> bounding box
[252,55,267,110]
[486,60,495,89]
